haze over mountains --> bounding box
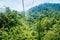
[0,3,60,12]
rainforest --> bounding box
[0,3,60,40]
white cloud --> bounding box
[49,0,60,3]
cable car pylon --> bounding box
[22,0,25,17]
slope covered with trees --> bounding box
[0,3,60,40]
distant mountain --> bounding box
[0,8,6,12]
[28,3,60,13]
[27,3,60,23]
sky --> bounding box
[0,0,60,11]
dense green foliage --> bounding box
[0,3,60,40]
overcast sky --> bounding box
[0,0,60,11]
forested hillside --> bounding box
[28,3,60,13]
[0,3,60,40]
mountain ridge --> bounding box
[28,3,60,13]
